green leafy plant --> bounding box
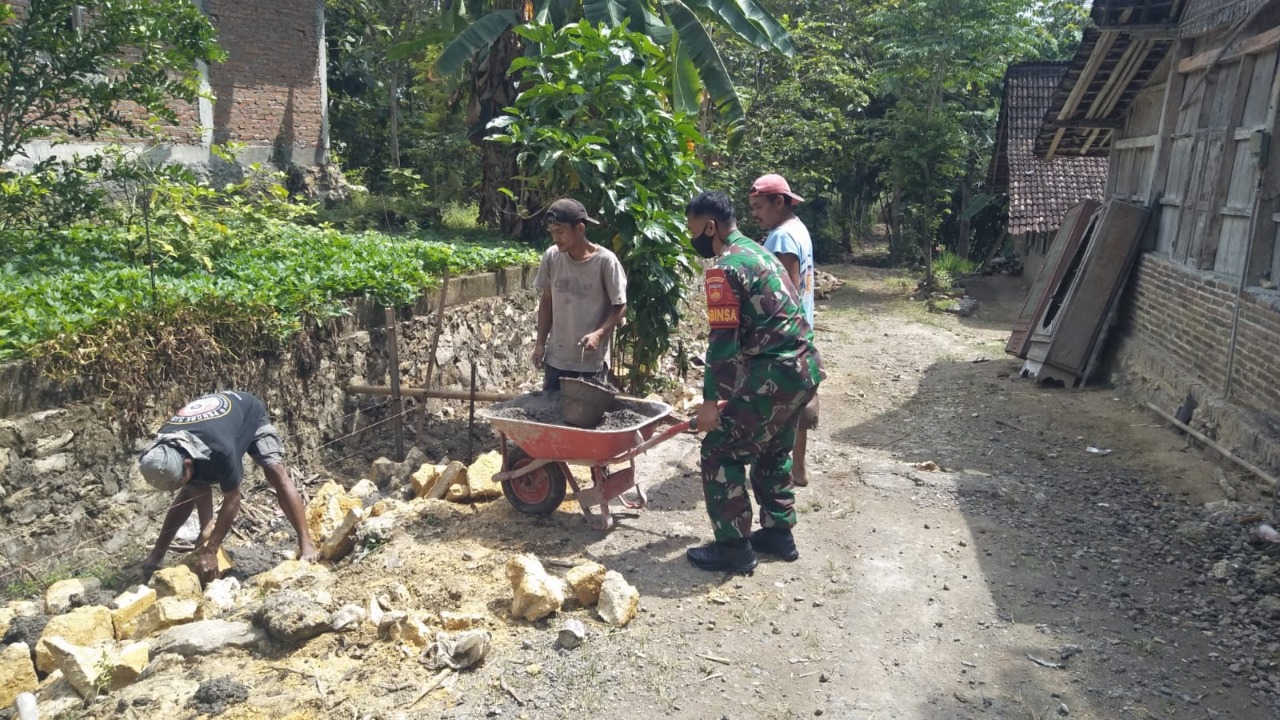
[931,250,978,290]
[487,21,703,390]
[404,0,792,232]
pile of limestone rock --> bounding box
[0,448,640,716]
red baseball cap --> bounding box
[749,174,804,203]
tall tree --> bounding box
[710,0,881,260]
[398,0,794,234]
[327,0,478,198]
[869,0,1036,276]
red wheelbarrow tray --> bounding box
[477,397,676,463]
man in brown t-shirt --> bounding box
[532,198,628,390]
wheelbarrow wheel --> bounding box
[502,448,567,515]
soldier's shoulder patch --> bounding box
[705,268,739,329]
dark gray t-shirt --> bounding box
[534,245,627,372]
[158,391,267,492]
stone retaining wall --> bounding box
[0,266,541,573]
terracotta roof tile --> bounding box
[991,63,1109,235]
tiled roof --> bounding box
[990,63,1109,235]
[1181,0,1269,37]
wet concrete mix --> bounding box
[487,392,658,430]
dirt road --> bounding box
[81,264,1280,720]
[431,264,1278,720]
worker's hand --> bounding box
[532,342,545,370]
[580,330,605,353]
[126,559,160,585]
[694,401,720,434]
[191,548,220,586]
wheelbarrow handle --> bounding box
[611,401,728,464]
[686,399,729,432]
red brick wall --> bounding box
[204,0,324,154]
[1122,254,1236,395]
[3,0,324,158]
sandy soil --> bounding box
[55,264,1280,720]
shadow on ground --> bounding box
[831,354,1263,718]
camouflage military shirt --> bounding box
[703,231,825,401]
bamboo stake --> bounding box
[385,308,404,462]
[416,272,451,443]
[1147,403,1279,488]
[346,384,518,403]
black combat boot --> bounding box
[750,527,799,562]
[686,538,758,573]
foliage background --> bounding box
[487,21,704,388]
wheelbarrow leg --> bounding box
[617,460,646,510]
[569,470,614,531]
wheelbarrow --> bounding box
[477,398,695,530]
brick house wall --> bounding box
[1113,253,1280,470]
[3,0,328,167]
[203,0,326,162]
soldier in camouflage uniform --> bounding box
[684,191,826,573]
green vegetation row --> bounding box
[0,219,538,362]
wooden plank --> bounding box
[1114,134,1160,149]
[1080,128,1104,155]
[1156,197,1182,254]
[1216,216,1253,276]
[1242,49,1278,125]
[1145,39,1192,239]
[1005,201,1102,358]
[1095,22,1178,37]
[1272,227,1280,283]
[1095,42,1143,118]
[1132,147,1153,202]
[1035,201,1151,382]
[1046,118,1126,130]
[1190,132,1226,269]
[1203,57,1256,268]
[1060,31,1120,120]
[1178,26,1280,74]
[1045,126,1067,161]
[1246,50,1280,285]
[1173,133,1209,264]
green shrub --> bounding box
[488,21,704,391]
[931,250,977,289]
[440,202,480,230]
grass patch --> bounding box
[440,202,480,230]
[1,556,131,603]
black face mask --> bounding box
[691,221,716,259]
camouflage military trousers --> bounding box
[700,378,818,541]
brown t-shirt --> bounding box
[534,245,627,372]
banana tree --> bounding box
[393,0,794,232]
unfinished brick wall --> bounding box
[3,0,325,163]
[1114,252,1280,471]
[204,0,325,158]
